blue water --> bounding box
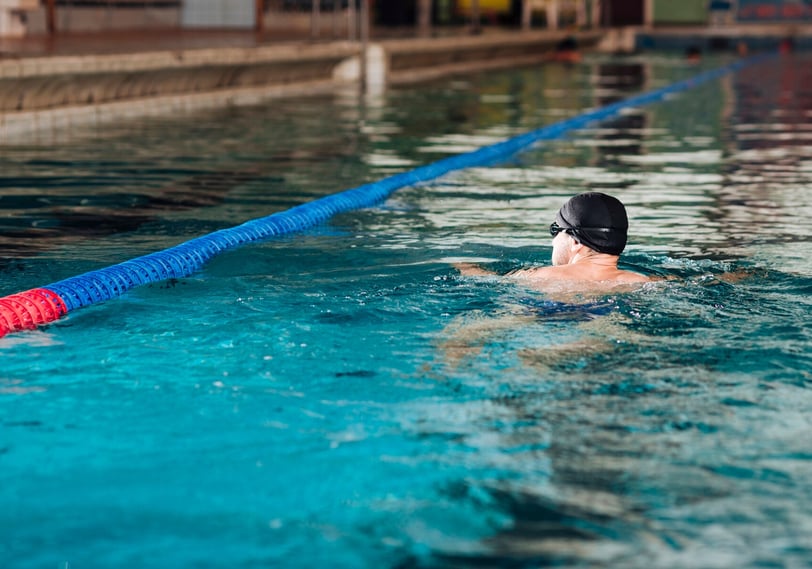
[2,53,812,568]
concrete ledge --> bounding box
[385,30,601,71]
[0,31,606,139]
[0,42,361,78]
[0,57,352,112]
[0,78,339,141]
[0,42,361,113]
[385,30,602,84]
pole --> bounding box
[348,0,356,41]
[418,0,432,37]
[311,0,321,39]
[360,0,369,94]
[470,0,481,34]
[644,0,654,28]
[255,0,264,33]
[576,0,587,27]
[521,0,532,30]
[546,0,558,30]
[46,0,56,35]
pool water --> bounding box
[2,53,812,568]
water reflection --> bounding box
[0,97,371,274]
[0,168,262,261]
[591,61,647,170]
[713,54,812,264]
[397,265,812,567]
[2,52,812,569]
[391,55,812,567]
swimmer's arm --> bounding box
[504,267,547,279]
[453,262,498,277]
[716,268,761,284]
[454,263,542,279]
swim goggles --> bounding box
[549,222,613,237]
[549,222,569,237]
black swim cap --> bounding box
[554,192,629,255]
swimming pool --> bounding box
[2,52,811,568]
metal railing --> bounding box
[6,0,811,42]
[263,0,360,40]
[15,0,600,40]
[260,0,599,40]
[44,0,181,34]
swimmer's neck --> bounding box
[565,249,619,268]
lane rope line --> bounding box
[0,55,770,339]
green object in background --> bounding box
[436,0,453,24]
[653,0,708,24]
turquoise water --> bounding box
[2,53,812,568]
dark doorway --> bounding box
[603,0,644,26]
[377,0,416,25]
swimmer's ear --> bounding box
[568,234,585,253]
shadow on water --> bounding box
[0,95,366,271]
[0,168,269,266]
[396,492,618,569]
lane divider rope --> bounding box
[0,55,771,338]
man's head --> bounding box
[549,192,629,264]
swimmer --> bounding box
[553,35,582,63]
[455,192,649,294]
[443,192,651,369]
[685,46,702,63]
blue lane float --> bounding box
[0,54,772,337]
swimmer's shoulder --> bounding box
[613,270,651,283]
[457,262,653,288]
[508,266,649,283]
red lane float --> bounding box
[0,288,67,338]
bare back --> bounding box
[507,264,650,296]
[455,260,650,297]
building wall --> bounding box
[652,0,812,25]
[737,0,812,21]
[22,5,181,35]
[653,0,707,25]
[182,0,254,28]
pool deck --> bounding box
[0,23,809,140]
